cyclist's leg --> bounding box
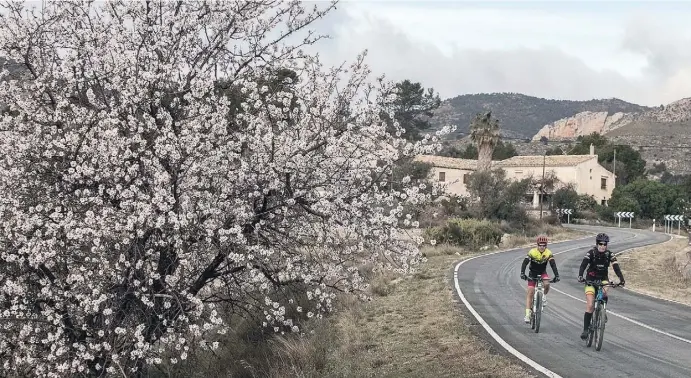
[542,272,551,294]
[525,273,537,322]
[541,272,550,306]
[602,279,610,302]
[526,286,535,312]
[582,284,596,339]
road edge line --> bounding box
[451,237,592,378]
[550,287,691,345]
[551,228,691,342]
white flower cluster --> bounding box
[0,0,454,376]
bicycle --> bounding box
[523,276,558,333]
[582,280,622,351]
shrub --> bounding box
[500,218,563,238]
[578,194,598,212]
[439,194,472,218]
[542,213,562,225]
[423,218,503,249]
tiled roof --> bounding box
[414,154,596,170]
[413,154,478,170]
[496,155,596,168]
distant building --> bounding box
[415,144,616,208]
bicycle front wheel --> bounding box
[534,291,542,333]
[596,305,606,351]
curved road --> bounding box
[455,225,691,378]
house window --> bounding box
[601,177,607,189]
[601,199,606,206]
[463,173,469,184]
[439,171,446,182]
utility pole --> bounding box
[613,148,617,186]
[540,152,546,219]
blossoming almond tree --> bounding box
[0,0,453,376]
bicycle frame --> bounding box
[584,280,621,351]
[524,275,556,333]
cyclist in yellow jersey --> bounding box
[520,235,560,323]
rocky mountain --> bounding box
[525,98,691,174]
[532,98,691,141]
[530,111,635,141]
[434,93,691,175]
[430,92,651,139]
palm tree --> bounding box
[470,111,501,172]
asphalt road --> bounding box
[455,225,691,378]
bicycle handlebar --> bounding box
[523,276,559,283]
[582,280,623,288]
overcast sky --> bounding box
[306,0,691,106]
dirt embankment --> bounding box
[674,240,691,281]
[617,237,691,305]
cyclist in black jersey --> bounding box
[577,232,625,340]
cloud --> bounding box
[307,2,691,107]
[619,14,691,104]
[621,14,691,78]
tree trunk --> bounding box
[477,144,493,172]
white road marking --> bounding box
[453,240,592,378]
[550,231,691,343]
[550,288,691,345]
[453,227,685,377]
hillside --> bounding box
[432,92,691,175]
[431,92,652,139]
[532,98,691,141]
[526,98,691,174]
[607,120,691,175]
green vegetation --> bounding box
[465,169,532,223]
[381,79,442,140]
[608,177,691,220]
[566,132,646,186]
[545,145,565,155]
[423,218,503,249]
[439,140,518,160]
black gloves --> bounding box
[520,273,527,280]
[552,275,560,283]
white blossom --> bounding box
[0,0,451,376]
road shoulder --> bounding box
[616,236,691,306]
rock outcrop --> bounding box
[531,97,691,141]
[531,111,636,141]
[643,98,691,123]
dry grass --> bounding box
[318,250,534,378]
[616,237,691,305]
[307,227,588,377]
[154,226,590,378]
[500,227,589,250]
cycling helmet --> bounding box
[595,233,609,244]
[536,235,548,245]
